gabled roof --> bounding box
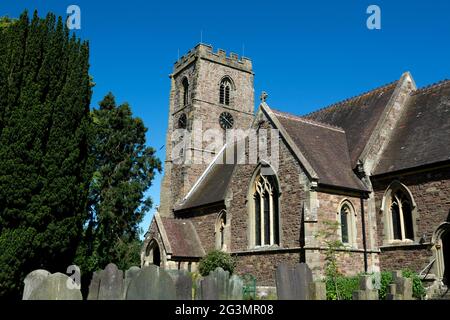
[158,216,205,258]
[374,80,450,175]
[305,81,398,166]
[271,109,368,191]
[174,144,238,211]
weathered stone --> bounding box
[228,275,244,300]
[87,270,102,300]
[23,269,50,300]
[167,269,193,300]
[123,266,141,299]
[275,263,313,300]
[98,263,124,300]
[126,265,176,300]
[309,281,326,300]
[195,268,243,300]
[28,273,82,300]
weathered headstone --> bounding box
[166,269,193,300]
[386,271,413,300]
[228,275,244,300]
[98,263,124,300]
[28,273,82,300]
[126,265,176,300]
[352,275,379,300]
[309,281,326,300]
[87,270,102,300]
[275,263,313,300]
[195,268,243,300]
[23,269,50,300]
[123,266,141,299]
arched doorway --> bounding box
[433,223,450,285]
[144,239,161,267]
[152,244,161,267]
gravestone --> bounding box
[309,281,326,300]
[87,270,102,300]
[195,268,244,300]
[228,275,244,300]
[387,271,413,300]
[352,275,379,300]
[123,266,141,299]
[28,273,82,300]
[98,263,124,300]
[275,263,313,300]
[126,265,176,300]
[23,269,50,300]
[169,271,193,300]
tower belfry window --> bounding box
[220,78,232,105]
[182,77,189,106]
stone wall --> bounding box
[372,166,450,272]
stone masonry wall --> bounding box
[372,166,450,272]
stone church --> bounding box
[141,43,450,288]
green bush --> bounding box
[401,269,426,299]
[378,270,425,300]
[325,275,360,300]
[198,250,236,276]
[378,271,393,300]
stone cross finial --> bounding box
[260,91,268,102]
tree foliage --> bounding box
[75,92,161,279]
[0,10,92,298]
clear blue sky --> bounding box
[2,0,450,237]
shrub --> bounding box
[198,250,236,276]
[325,275,360,300]
[402,269,426,299]
[378,271,393,300]
[378,270,425,300]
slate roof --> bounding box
[272,110,368,191]
[374,80,450,175]
[159,217,205,257]
[305,81,398,166]
[174,145,239,211]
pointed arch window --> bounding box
[215,211,227,251]
[182,77,189,106]
[390,191,414,241]
[251,171,280,247]
[219,77,232,105]
[382,182,416,243]
[337,201,357,246]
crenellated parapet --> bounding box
[173,43,252,75]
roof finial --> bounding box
[260,91,268,102]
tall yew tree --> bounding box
[0,11,92,298]
[75,93,161,280]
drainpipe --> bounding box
[360,197,368,273]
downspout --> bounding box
[360,197,368,273]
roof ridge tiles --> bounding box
[411,79,450,96]
[305,80,398,118]
[273,109,345,132]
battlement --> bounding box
[173,43,252,74]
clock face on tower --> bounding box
[219,112,234,129]
[178,113,187,129]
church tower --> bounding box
[158,44,255,217]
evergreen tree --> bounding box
[75,93,161,280]
[0,10,92,298]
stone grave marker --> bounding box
[28,272,82,300]
[23,269,50,300]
